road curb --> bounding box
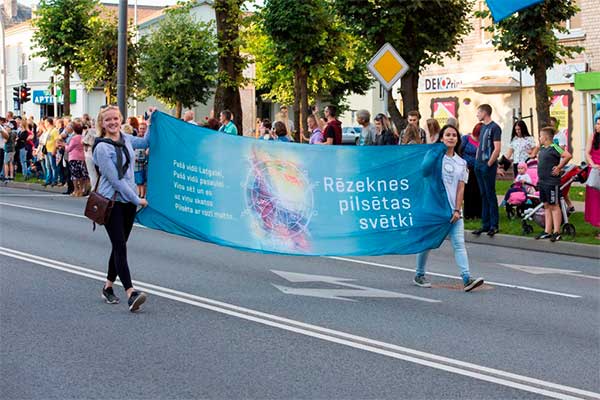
[464,233,599,259]
[3,181,599,259]
[2,181,65,194]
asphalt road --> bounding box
[1,186,599,400]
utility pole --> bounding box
[117,0,127,119]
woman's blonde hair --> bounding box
[97,105,123,138]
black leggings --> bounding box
[105,202,137,290]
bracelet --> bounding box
[453,209,460,213]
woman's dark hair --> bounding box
[205,118,220,131]
[262,118,272,130]
[273,121,287,137]
[436,124,462,156]
[511,120,530,141]
[72,121,84,135]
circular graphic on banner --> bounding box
[245,148,313,251]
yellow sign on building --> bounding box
[367,43,409,91]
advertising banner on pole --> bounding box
[136,112,453,256]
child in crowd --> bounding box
[535,127,572,242]
[134,128,148,198]
[501,162,532,205]
[414,124,484,292]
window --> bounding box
[558,0,584,39]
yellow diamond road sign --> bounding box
[367,43,409,91]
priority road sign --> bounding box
[367,43,409,91]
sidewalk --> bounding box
[2,180,598,259]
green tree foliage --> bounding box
[476,0,583,129]
[244,17,371,118]
[32,0,99,115]
[334,0,472,130]
[138,3,217,118]
[77,11,140,104]
[260,0,371,137]
[214,0,247,134]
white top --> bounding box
[514,173,532,184]
[555,128,568,147]
[442,154,469,210]
[509,136,536,163]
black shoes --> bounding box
[464,277,484,292]
[472,228,486,236]
[487,228,499,237]
[128,291,147,312]
[550,233,561,242]
[535,232,552,240]
[102,286,120,304]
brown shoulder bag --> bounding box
[84,168,117,230]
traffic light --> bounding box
[20,85,31,104]
[13,87,20,103]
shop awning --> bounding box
[574,72,600,91]
[461,76,520,94]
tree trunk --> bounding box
[175,101,182,119]
[399,69,419,117]
[63,63,71,116]
[299,67,309,142]
[533,60,550,130]
[214,0,243,135]
[387,89,404,134]
[293,69,301,141]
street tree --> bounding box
[138,3,217,118]
[476,0,583,129]
[244,16,371,118]
[261,0,332,137]
[78,12,140,104]
[32,0,99,116]
[214,0,246,134]
[334,0,472,130]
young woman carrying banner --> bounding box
[93,105,152,312]
[414,124,485,292]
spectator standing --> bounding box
[43,117,60,186]
[426,118,441,143]
[460,123,482,219]
[127,116,140,136]
[16,119,33,179]
[306,115,323,144]
[356,109,377,145]
[321,105,342,145]
[279,105,295,134]
[65,121,88,196]
[0,119,5,180]
[504,120,536,177]
[584,117,600,240]
[373,114,398,145]
[535,126,572,242]
[400,110,427,144]
[93,105,151,312]
[218,110,238,135]
[2,125,16,181]
[472,104,502,237]
[82,122,98,190]
[549,116,575,213]
[270,121,291,142]
[183,110,198,125]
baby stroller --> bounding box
[504,159,540,219]
[521,162,590,237]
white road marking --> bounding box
[0,201,588,298]
[271,270,440,303]
[1,246,598,400]
[499,263,600,281]
[328,257,583,299]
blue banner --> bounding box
[136,112,453,256]
[486,0,543,22]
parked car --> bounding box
[342,126,362,145]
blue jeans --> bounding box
[475,160,499,230]
[20,148,29,177]
[416,218,470,282]
[45,153,58,184]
